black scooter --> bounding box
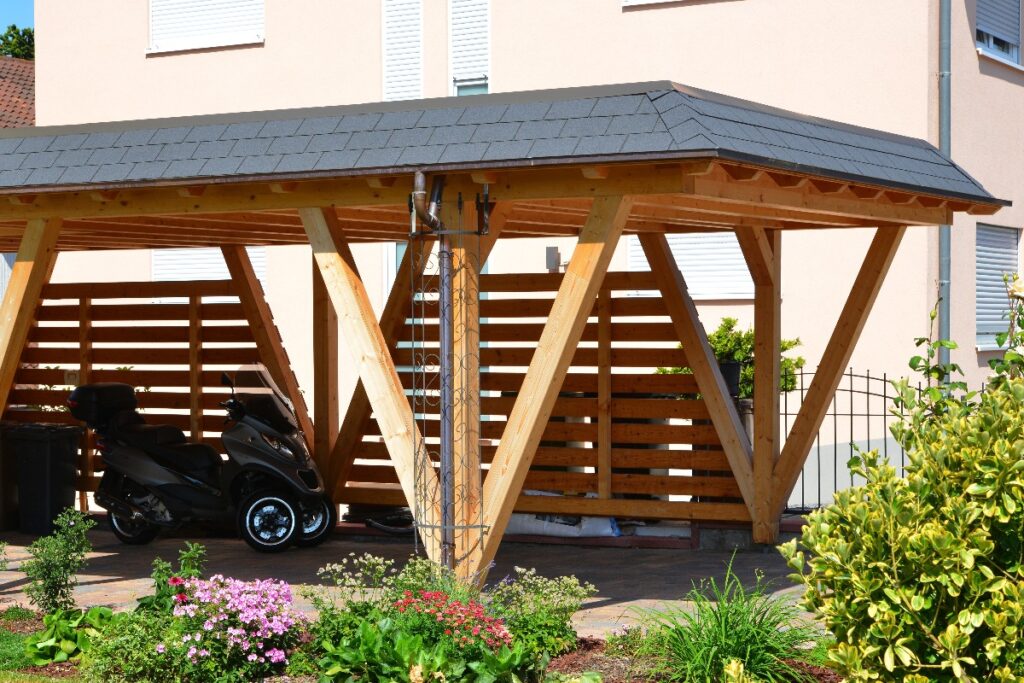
[67,364,336,552]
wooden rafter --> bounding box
[771,227,907,516]
[476,195,634,579]
[221,245,315,447]
[300,206,442,560]
[638,233,755,515]
[0,218,61,412]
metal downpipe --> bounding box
[939,0,952,369]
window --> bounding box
[450,0,489,95]
[976,224,1021,349]
[382,0,424,101]
[976,0,1021,64]
[153,247,266,302]
[627,233,754,300]
[149,0,265,54]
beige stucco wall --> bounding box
[34,0,1003,409]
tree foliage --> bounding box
[0,25,33,60]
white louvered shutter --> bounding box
[383,0,423,101]
[153,247,266,302]
[149,0,265,54]
[450,0,489,89]
[627,234,754,300]
[977,0,1021,46]
[976,224,1021,348]
[0,254,13,296]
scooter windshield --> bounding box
[231,364,298,435]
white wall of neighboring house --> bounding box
[32,0,1022,409]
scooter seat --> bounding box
[157,443,222,480]
[118,422,187,447]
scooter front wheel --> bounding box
[296,495,337,548]
[237,491,299,552]
[109,512,159,545]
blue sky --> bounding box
[1,0,33,28]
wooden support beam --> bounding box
[188,294,203,441]
[748,229,781,543]
[596,288,612,500]
[329,204,510,495]
[638,233,755,515]
[300,206,442,561]
[78,297,92,511]
[734,226,776,287]
[221,245,315,448]
[0,218,60,412]
[452,201,483,577]
[721,165,762,182]
[313,254,339,470]
[582,166,610,180]
[771,227,906,514]
[477,195,634,579]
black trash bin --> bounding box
[0,423,19,530]
[10,424,81,535]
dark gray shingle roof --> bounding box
[0,81,1002,205]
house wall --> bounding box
[34,0,986,413]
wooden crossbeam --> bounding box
[638,233,755,515]
[771,227,906,515]
[221,245,315,448]
[327,204,510,497]
[300,206,442,560]
[476,195,634,579]
[743,228,781,543]
[0,218,60,412]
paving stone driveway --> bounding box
[0,528,802,637]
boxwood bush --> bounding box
[782,376,1024,681]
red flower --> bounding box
[168,576,185,587]
[174,593,188,603]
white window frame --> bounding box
[148,0,265,54]
[976,223,1021,351]
[977,27,1021,64]
[448,0,490,96]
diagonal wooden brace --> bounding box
[772,226,906,515]
[0,218,61,413]
[300,207,443,560]
[476,196,634,579]
[639,233,756,516]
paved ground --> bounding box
[0,526,802,637]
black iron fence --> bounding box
[780,368,923,513]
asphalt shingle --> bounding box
[0,81,998,204]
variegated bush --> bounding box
[781,378,1024,682]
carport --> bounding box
[0,81,1003,579]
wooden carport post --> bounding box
[300,206,443,561]
[0,218,61,412]
[736,227,782,543]
[474,196,634,580]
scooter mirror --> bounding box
[220,372,233,387]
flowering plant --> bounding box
[154,574,303,681]
[392,590,513,655]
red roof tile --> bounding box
[0,57,33,128]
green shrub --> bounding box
[657,317,805,399]
[488,567,596,657]
[80,610,177,683]
[782,376,1024,681]
[21,508,95,613]
[637,562,817,683]
[23,606,112,665]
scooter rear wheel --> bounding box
[296,495,337,548]
[109,512,159,545]
[237,491,299,552]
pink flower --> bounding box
[175,593,188,604]
[168,576,185,587]
[155,643,165,654]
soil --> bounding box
[18,661,79,679]
[0,613,43,636]
[546,638,845,682]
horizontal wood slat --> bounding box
[395,347,687,368]
[29,325,253,344]
[42,280,236,300]
[36,302,246,322]
[21,346,259,366]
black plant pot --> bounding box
[718,360,742,398]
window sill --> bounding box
[977,48,1024,74]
